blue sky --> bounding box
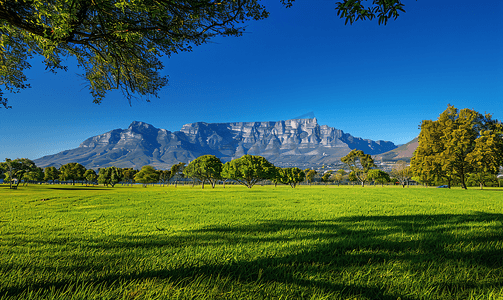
[1,0,502,161]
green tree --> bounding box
[121,168,137,186]
[22,167,43,185]
[170,162,186,187]
[331,169,347,186]
[467,172,498,190]
[367,169,390,187]
[1,1,407,109]
[221,155,276,188]
[158,170,171,187]
[59,162,86,185]
[0,0,269,108]
[390,161,412,188]
[97,166,122,187]
[0,158,37,188]
[341,150,376,187]
[411,105,503,189]
[134,165,159,187]
[276,167,305,188]
[282,0,407,25]
[183,155,223,189]
[305,170,317,186]
[84,169,97,186]
[44,166,60,184]
[321,171,332,186]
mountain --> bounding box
[34,118,398,169]
[374,137,419,162]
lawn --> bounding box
[0,184,502,299]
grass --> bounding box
[0,184,502,299]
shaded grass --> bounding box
[0,185,502,299]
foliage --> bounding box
[0,158,37,188]
[97,166,122,187]
[58,162,86,185]
[221,155,276,188]
[134,165,159,187]
[390,160,412,188]
[321,171,332,185]
[305,170,317,185]
[282,0,406,25]
[341,150,376,186]
[0,0,410,108]
[183,155,223,189]
[275,167,305,188]
[467,172,498,190]
[121,168,137,186]
[411,105,503,189]
[43,166,59,183]
[158,170,171,186]
[367,169,390,186]
[0,0,269,108]
[22,166,43,185]
[331,169,347,186]
[83,169,97,185]
[170,162,185,187]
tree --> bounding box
[411,105,503,189]
[341,150,376,187]
[0,158,37,188]
[97,166,122,187]
[390,161,412,188]
[321,171,332,186]
[84,169,97,186]
[221,155,276,188]
[305,170,317,186]
[467,172,497,190]
[282,0,407,25]
[1,0,409,109]
[59,163,86,185]
[158,170,171,187]
[367,169,390,187]
[22,167,43,185]
[170,162,185,187]
[44,166,60,183]
[0,0,269,108]
[276,167,305,188]
[183,155,223,189]
[134,165,159,187]
[122,168,137,186]
[331,169,347,186]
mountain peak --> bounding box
[35,118,401,169]
[128,121,154,129]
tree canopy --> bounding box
[183,155,223,189]
[0,158,37,188]
[1,0,408,108]
[411,105,503,189]
[341,149,376,187]
[275,167,305,188]
[221,155,276,188]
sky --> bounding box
[1,0,502,161]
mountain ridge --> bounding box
[34,118,401,169]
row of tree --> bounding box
[2,106,501,190]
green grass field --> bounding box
[0,184,502,299]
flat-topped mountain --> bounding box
[34,118,398,169]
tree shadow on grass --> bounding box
[2,213,502,299]
[47,187,110,191]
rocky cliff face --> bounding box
[34,118,397,169]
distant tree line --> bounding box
[2,106,502,190]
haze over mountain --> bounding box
[34,118,400,169]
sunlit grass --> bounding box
[0,184,502,299]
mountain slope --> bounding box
[34,118,398,169]
[374,137,418,162]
